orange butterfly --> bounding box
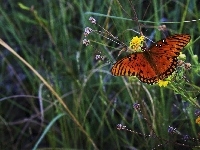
[111,34,191,84]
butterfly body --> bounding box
[111,34,191,84]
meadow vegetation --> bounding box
[0,0,200,149]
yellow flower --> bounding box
[157,74,174,87]
[158,80,170,87]
[196,116,200,124]
[129,36,145,52]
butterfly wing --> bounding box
[111,34,191,84]
[111,53,159,84]
[149,34,191,80]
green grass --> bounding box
[0,0,200,149]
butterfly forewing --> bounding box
[111,34,191,84]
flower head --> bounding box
[89,17,96,24]
[158,80,170,87]
[82,39,90,46]
[84,27,93,37]
[157,74,174,87]
[129,36,145,52]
